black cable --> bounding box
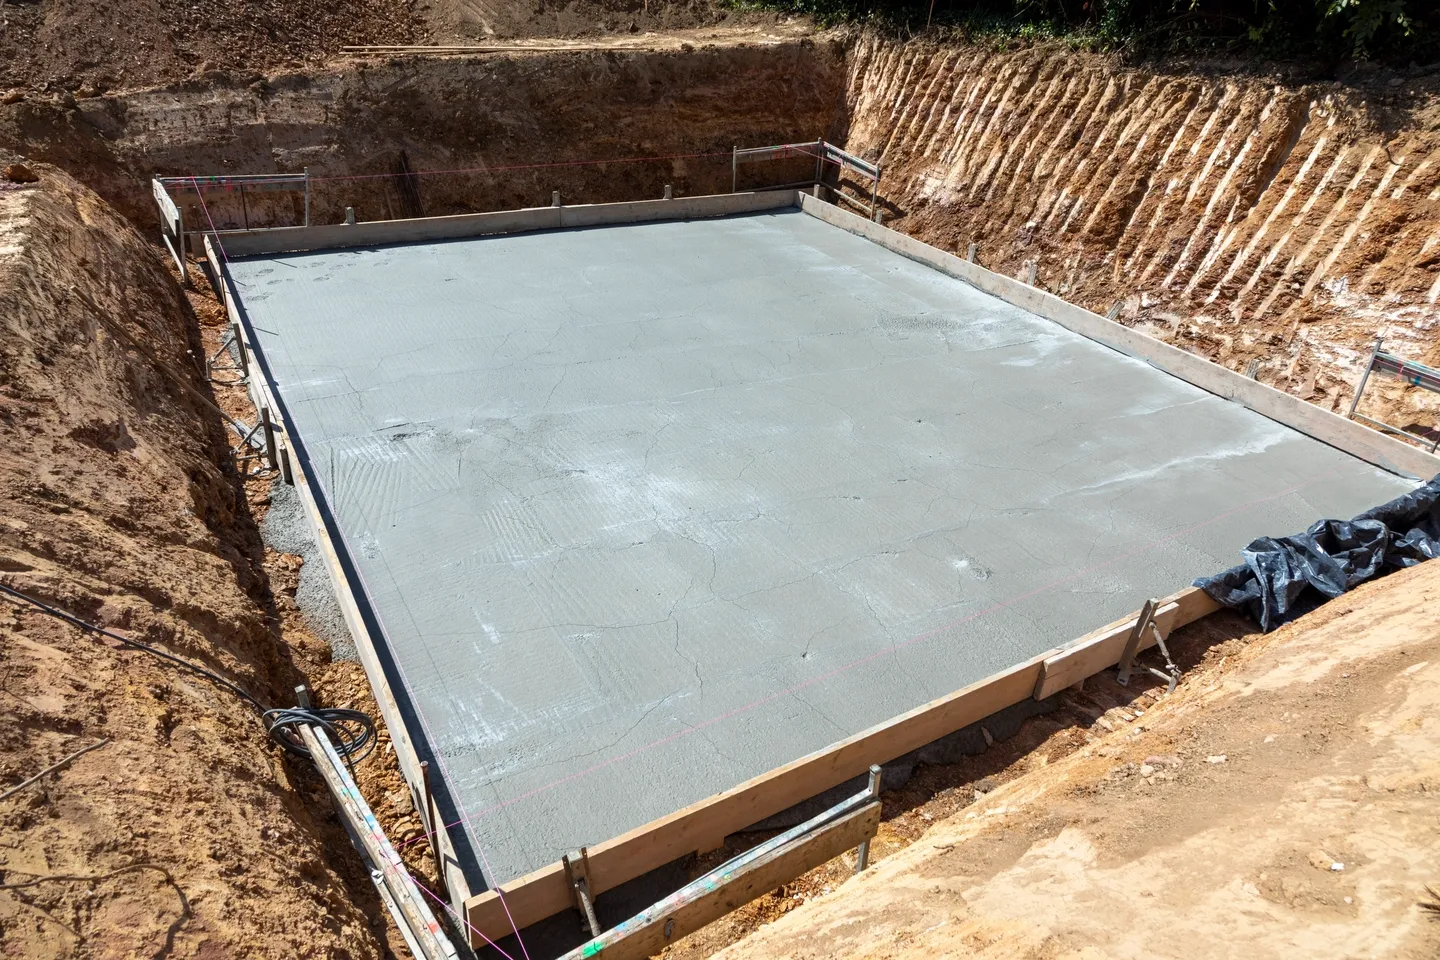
[0,581,376,766]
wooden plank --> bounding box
[797,194,1440,482]
[464,585,1228,946]
[466,655,1044,941]
[208,190,800,257]
[209,237,472,914]
[564,803,881,960]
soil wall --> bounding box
[840,38,1440,437]
[0,40,847,231]
[0,165,393,959]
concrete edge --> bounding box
[464,585,1218,944]
[198,190,803,257]
[796,194,1440,482]
[206,237,477,917]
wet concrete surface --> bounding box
[227,208,1415,886]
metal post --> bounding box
[1347,336,1382,420]
[304,166,310,226]
[870,167,880,221]
[731,146,737,194]
[230,322,249,376]
[814,139,823,189]
[419,760,450,900]
[279,446,294,486]
[240,185,249,229]
[261,407,277,470]
[854,764,882,873]
[1116,599,1158,687]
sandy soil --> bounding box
[680,559,1440,960]
[0,164,402,959]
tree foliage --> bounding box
[734,0,1435,62]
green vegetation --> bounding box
[734,0,1435,62]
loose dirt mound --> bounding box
[0,0,418,94]
[0,165,391,959]
[843,39,1440,443]
[701,559,1440,960]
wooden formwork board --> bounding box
[206,236,473,917]
[464,585,1215,943]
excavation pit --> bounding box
[219,198,1414,900]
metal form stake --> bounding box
[870,167,880,221]
[1347,335,1382,419]
[1026,261,1038,285]
[854,764,882,873]
[279,446,295,485]
[304,167,311,226]
[419,760,450,900]
[260,407,278,470]
[345,206,356,225]
[563,848,602,938]
[731,146,737,194]
[1116,599,1180,694]
[813,183,823,200]
[1106,301,1124,321]
[230,322,249,376]
[663,183,672,200]
[814,138,824,188]
[552,190,562,208]
[965,242,977,263]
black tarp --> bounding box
[1195,473,1440,631]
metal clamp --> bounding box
[563,847,602,938]
[1115,599,1181,694]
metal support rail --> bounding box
[295,687,459,960]
[558,766,883,960]
[1347,335,1440,452]
[732,139,882,221]
[154,171,311,244]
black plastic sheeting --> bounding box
[1195,474,1440,631]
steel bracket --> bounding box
[563,847,602,938]
[1115,598,1181,694]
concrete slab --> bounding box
[226,208,1415,887]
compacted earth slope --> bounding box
[0,165,392,959]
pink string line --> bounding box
[409,868,519,960]
[397,469,1336,854]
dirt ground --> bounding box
[0,0,789,95]
[675,559,1440,960]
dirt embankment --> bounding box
[0,0,418,95]
[0,37,845,228]
[705,557,1440,960]
[0,166,393,958]
[841,39,1440,440]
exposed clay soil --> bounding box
[0,163,415,958]
[669,559,1440,959]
